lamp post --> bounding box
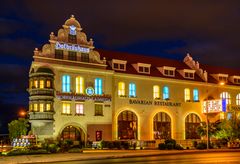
[206,81,225,150]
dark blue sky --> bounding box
[1,0,240,133]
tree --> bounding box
[8,118,29,140]
[196,121,220,139]
[214,118,240,141]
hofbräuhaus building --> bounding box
[28,15,240,146]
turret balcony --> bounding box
[29,112,54,120]
[28,88,54,96]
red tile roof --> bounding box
[97,49,240,86]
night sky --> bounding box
[1,0,240,133]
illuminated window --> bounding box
[46,80,51,88]
[62,103,71,114]
[34,80,38,88]
[29,104,32,111]
[95,104,103,116]
[33,104,38,112]
[62,75,71,92]
[95,78,103,95]
[163,86,169,100]
[236,94,240,105]
[76,76,84,94]
[193,89,199,101]
[118,82,125,96]
[129,83,136,97]
[76,104,84,115]
[29,80,33,89]
[153,85,160,99]
[39,80,44,89]
[184,88,190,102]
[39,103,44,112]
[220,92,231,104]
[46,104,51,111]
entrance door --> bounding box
[118,110,138,140]
[153,112,171,139]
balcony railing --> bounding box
[28,88,54,96]
[29,112,54,120]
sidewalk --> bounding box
[1,149,240,164]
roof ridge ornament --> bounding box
[184,53,208,82]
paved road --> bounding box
[55,152,240,164]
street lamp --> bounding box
[19,110,27,118]
[206,81,225,150]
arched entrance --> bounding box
[185,113,201,139]
[61,126,85,146]
[118,110,138,140]
[153,112,171,139]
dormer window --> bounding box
[219,76,228,82]
[233,77,240,84]
[137,63,151,74]
[211,73,228,84]
[157,66,176,77]
[183,69,195,79]
[112,59,127,71]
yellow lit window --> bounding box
[29,80,33,89]
[153,85,160,99]
[40,80,44,89]
[34,80,38,88]
[76,76,84,94]
[184,88,190,102]
[220,92,231,104]
[46,80,51,88]
[39,103,44,112]
[236,94,240,105]
[62,103,71,114]
[29,104,32,111]
[118,82,125,96]
[33,104,38,112]
[46,104,51,111]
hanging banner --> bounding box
[203,99,227,113]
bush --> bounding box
[107,141,114,149]
[113,141,121,149]
[196,142,207,149]
[192,141,198,148]
[158,143,166,150]
[48,143,60,153]
[122,141,130,150]
[68,148,83,153]
[165,139,176,148]
[165,143,174,150]
[175,144,184,150]
[3,148,48,156]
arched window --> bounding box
[95,78,103,95]
[163,86,169,100]
[184,88,190,102]
[118,110,138,139]
[129,83,136,97]
[62,75,71,92]
[193,88,199,101]
[185,113,201,139]
[153,85,160,99]
[236,94,240,105]
[153,112,171,139]
[76,76,84,94]
[118,82,125,96]
[220,92,231,104]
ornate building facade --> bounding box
[28,15,240,146]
